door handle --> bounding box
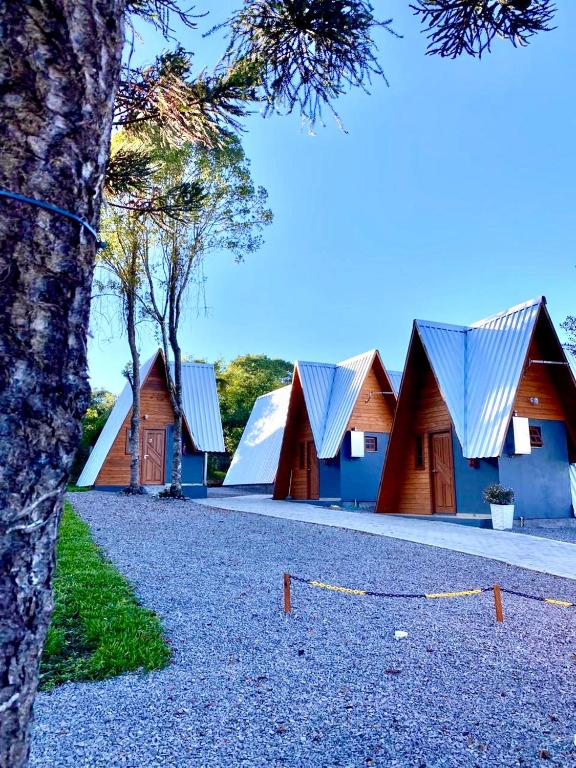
[144,454,149,458]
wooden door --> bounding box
[141,429,165,485]
[430,431,455,514]
[306,440,319,499]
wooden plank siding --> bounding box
[273,371,307,499]
[346,363,395,433]
[95,356,175,486]
[514,338,566,421]
[289,397,315,500]
[377,331,452,514]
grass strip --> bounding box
[40,501,171,690]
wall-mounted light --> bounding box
[529,396,539,406]
[468,458,479,469]
[143,414,150,420]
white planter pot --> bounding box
[490,504,515,531]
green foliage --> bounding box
[40,503,171,689]
[218,0,397,126]
[218,354,293,454]
[411,0,555,59]
[70,389,116,483]
[561,316,576,359]
[483,483,515,506]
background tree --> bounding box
[218,355,293,455]
[561,316,576,359]
[99,130,207,494]
[141,137,272,496]
[70,390,117,483]
[0,1,556,764]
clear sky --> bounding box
[89,1,576,393]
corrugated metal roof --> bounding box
[570,465,576,513]
[223,386,291,485]
[417,321,466,446]
[175,362,225,453]
[77,352,158,486]
[388,370,403,395]
[294,350,397,459]
[415,297,544,458]
[319,351,376,458]
[466,298,541,458]
[296,361,336,450]
[77,351,224,486]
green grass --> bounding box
[66,484,92,492]
[40,502,171,690]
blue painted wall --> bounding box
[498,419,572,519]
[339,431,389,502]
[165,425,204,485]
[451,428,499,514]
[319,456,341,498]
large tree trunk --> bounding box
[0,2,125,766]
[126,290,142,493]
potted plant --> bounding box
[483,483,515,530]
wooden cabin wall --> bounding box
[395,363,452,514]
[377,337,452,514]
[95,358,174,486]
[514,338,566,421]
[346,365,395,433]
[289,398,315,500]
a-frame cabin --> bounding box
[376,298,576,519]
[274,350,400,503]
[77,349,225,496]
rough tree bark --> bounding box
[0,2,125,766]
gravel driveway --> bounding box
[31,492,576,768]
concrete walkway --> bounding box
[196,495,576,581]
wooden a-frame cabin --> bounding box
[77,349,225,496]
[376,298,576,520]
[273,350,401,503]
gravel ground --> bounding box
[31,492,576,768]
[515,525,576,544]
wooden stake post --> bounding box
[493,584,504,623]
[283,573,292,614]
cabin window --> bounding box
[365,436,378,452]
[125,429,131,454]
[529,426,543,448]
[299,442,306,470]
[415,434,425,469]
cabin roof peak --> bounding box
[292,349,397,459]
[411,297,561,458]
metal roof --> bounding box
[296,350,397,459]
[77,351,224,486]
[415,297,545,458]
[296,361,337,450]
[223,385,291,485]
[388,370,403,395]
[175,362,225,453]
[319,351,378,458]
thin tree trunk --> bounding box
[169,334,183,497]
[0,2,125,766]
[126,290,142,493]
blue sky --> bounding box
[89,1,576,393]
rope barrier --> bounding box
[283,573,575,624]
